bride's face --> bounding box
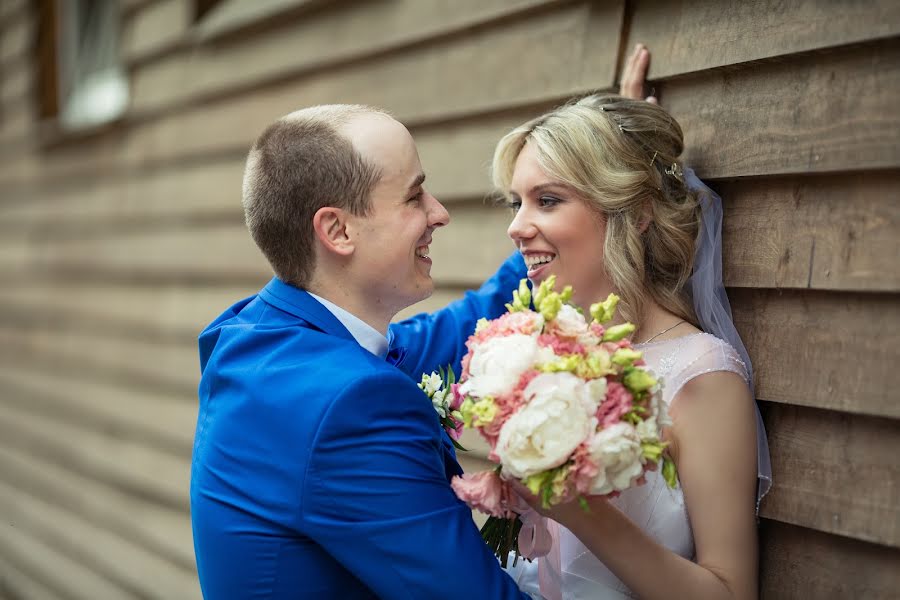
[506,142,610,309]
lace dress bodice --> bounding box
[507,333,750,599]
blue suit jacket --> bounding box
[191,254,529,599]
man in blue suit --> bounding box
[191,104,529,598]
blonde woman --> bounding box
[498,46,771,599]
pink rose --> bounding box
[451,471,513,518]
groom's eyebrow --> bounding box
[407,173,426,192]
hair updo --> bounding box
[491,93,701,325]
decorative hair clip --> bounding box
[665,162,684,183]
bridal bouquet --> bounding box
[447,277,676,563]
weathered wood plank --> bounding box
[666,39,900,178]
[733,289,899,419]
[0,3,33,62]
[0,478,200,600]
[759,402,900,547]
[0,554,66,600]
[0,444,194,572]
[629,0,900,79]
[120,0,191,64]
[718,172,900,292]
[0,519,134,600]
[130,0,593,115]
[0,2,621,185]
[0,280,254,340]
[759,520,900,599]
[0,364,196,454]
[0,396,190,509]
[0,324,199,395]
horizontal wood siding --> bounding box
[0,0,896,596]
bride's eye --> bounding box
[539,196,562,208]
[505,198,522,212]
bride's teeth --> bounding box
[525,254,554,268]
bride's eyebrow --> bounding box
[529,182,573,195]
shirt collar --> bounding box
[307,292,389,359]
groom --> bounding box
[191,104,529,598]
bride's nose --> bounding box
[507,206,537,242]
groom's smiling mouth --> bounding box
[415,243,431,262]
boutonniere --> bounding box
[418,366,466,451]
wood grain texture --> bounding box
[0,443,194,572]
[0,479,200,599]
[759,402,900,547]
[733,289,900,418]
[0,397,190,509]
[120,0,191,64]
[0,324,199,396]
[628,0,900,79]
[0,520,133,600]
[718,172,900,292]
[0,364,196,453]
[131,0,583,115]
[759,520,900,599]
[666,39,900,178]
[0,2,621,185]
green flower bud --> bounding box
[662,457,678,489]
[590,293,620,324]
[623,367,657,393]
[601,322,635,342]
[612,347,643,367]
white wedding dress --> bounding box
[505,333,750,599]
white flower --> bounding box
[635,415,658,440]
[588,422,645,495]
[496,372,599,478]
[459,334,540,398]
[432,388,449,418]
[554,304,589,337]
[421,372,443,396]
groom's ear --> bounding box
[312,206,354,257]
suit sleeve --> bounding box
[300,371,529,600]
[388,252,526,379]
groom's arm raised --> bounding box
[389,252,526,378]
[300,369,528,599]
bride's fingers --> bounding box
[620,43,650,100]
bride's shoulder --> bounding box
[674,332,750,385]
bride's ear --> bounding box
[312,206,355,256]
[638,200,653,233]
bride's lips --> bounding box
[522,251,556,279]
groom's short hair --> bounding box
[241,104,387,287]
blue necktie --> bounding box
[385,345,408,367]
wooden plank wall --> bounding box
[0,0,897,597]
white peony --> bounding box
[496,372,599,478]
[459,334,540,398]
[554,304,589,337]
[588,422,645,495]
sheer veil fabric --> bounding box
[683,168,772,506]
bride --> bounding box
[497,45,771,599]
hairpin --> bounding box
[665,162,684,183]
[649,150,659,167]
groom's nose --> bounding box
[424,191,450,229]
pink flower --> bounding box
[570,442,600,495]
[450,383,464,411]
[451,471,514,518]
[537,334,585,356]
[596,381,633,428]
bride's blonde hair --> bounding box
[492,94,701,325]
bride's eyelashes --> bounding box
[504,195,563,212]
